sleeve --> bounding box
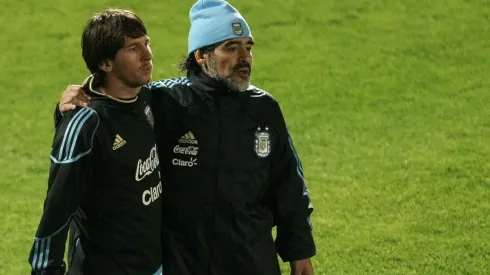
[28,107,99,275]
[53,103,63,129]
[269,101,316,263]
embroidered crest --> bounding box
[232,22,243,35]
[254,127,271,158]
[144,105,154,128]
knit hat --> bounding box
[188,0,253,54]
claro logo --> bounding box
[172,157,198,167]
[142,182,162,206]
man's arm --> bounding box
[55,75,173,119]
[56,76,94,126]
[28,107,98,275]
[269,101,315,274]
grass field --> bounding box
[1,0,489,274]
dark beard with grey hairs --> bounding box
[206,60,251,92]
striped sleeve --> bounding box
[28,107,99,275]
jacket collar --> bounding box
[189,71,232,95]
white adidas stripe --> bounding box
[58,108,94,161]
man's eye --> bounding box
[227,47,237,51]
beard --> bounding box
[206,60,251,92]
[117,71,151,88]
[112,62,152,89]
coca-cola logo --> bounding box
[173,145,199,156]
[135,145,160,181]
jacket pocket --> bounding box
[67,237,85,275]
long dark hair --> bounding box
[179,44,217,77]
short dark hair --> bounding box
[179,44,217,77]
[81,9,147,87]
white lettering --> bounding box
[179,138,198,145]
[142,190,152,206]
[173,145,199,156]
[172,157,198,167]
[135,145,160,181]
[142,182,162,206]
[112,142,125,150]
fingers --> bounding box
[74,90,91,106]
[73,97,89,107]
[290,259,313,275]
[59,84,92,112]
[60,87,79,105]
[59,103,77,112]
[62,84,92,100]
[80,89,92,101]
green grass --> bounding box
[1,0,489,274]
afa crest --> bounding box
[232,22,243,35]
[254,127,271,158]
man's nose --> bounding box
[142,46,153,60]
[238,48,251,63]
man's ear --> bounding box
[194,50,207,71]
[98,60,113,73]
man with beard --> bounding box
[58,1,315,274]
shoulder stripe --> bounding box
[55,108,98,163]
[63,109,94,160]
[51,150,92,164]
[57,108,89,160]
[68,109,95,159]
[248,85,275,100]
[149,77,192,89]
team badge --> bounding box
[232,22,243,35]
[254,127,271,158]
[144,105,154,128]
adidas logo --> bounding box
[113,134,127,150]
[179,131,198,144]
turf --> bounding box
[1,0,489,274]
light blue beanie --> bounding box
[188,0,253,54]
